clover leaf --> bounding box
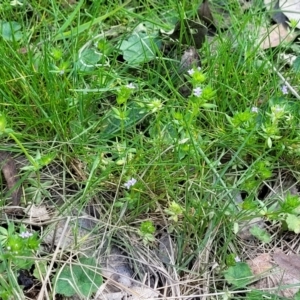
[0,21,23,41]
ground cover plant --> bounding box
[0,0,300,299]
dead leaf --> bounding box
[198,0,247,30]
[178,46,201,74]
[273,249,300,280]
[259,23,296,49]
[198,0,215,28]
[168,19,207,49]
[280,0,300,29]
[95,286,159,300]
[247,249,300,298]
[247,253,273,275]
[24,204,51,222]
[264,0,288,24]
[264,0,277,11]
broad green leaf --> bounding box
[54,257,102,297]
[119,32,161,65]
[224,262,253,288]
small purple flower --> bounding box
[281,85,288,95]
[251,106,258,113]
[126,83,135,89]
[19,231,33,238]
[193,87,203,97]
[187,69,195,76]
[124,178,137,189]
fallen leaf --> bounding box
[198,0,215,28]
[247,249,300,298]
[247,253,273,276]
[24,204,51,222]
[264,0,288,24]
[168,19,207,49]
[259,23,296,49]
[280,0,300,29]
[273,249,300,280]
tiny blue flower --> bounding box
[281,85,288,95]
[124,178,137,189]
[19,231,33,238]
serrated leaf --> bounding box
[249,225,271,243]
[224,262,253,288]
[286,213,300,233]
[119,32,161,65]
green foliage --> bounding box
[280,193,300,214]
[0,222,40,297]
[138,221,156,245]
[246,290,289,300]
[165,201,184,222]
[0,20,22,41]
[54,257,102,298]
[292,56,300,72]
[224,262,253,288]
[285,214,300,234]
[249,225,271,243]
[2,0,300,296]
[119,30,161,65]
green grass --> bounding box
[0,0,300,299]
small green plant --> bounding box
[224,262,253,288]
[138,220,156,245]
[53,257,102,298]
[0,221,40,298]
[165,201,184,223]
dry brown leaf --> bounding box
[280,0,300,29]
[95,286,159,300]
[247,253,273,275]
[247,249,300,297]
[259,23,296,49]
[273,249,300,280]
[24,204,51,222]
